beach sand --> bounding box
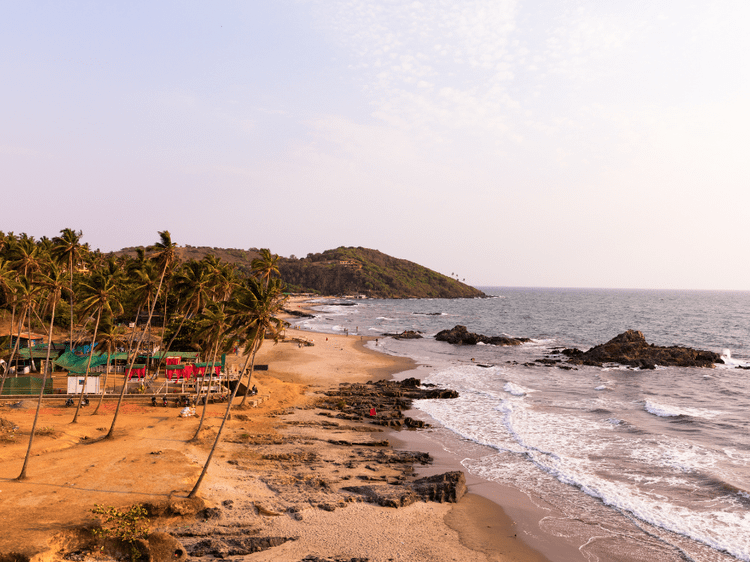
[0,322,551,562]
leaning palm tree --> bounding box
[71,272,123,423]
[51,228,84,349]
[92,321,127,415]
[16,261,66,480]
[124,262,159,352]
[231,277,287,406]
[106,231,177,439]
[153,259,212,378]
[149,231,177,348]
[0,276,38,395]
[188,277,286,499]
[190,304,231,441]
[0,257,18,353]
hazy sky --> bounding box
[3,1,749,290]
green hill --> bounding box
[116,245,484,299]
[278,247,485,299]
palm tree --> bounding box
[51,229,84,348]
[16,261,66,480]
[153,259,212,378]
[106,231,176,439]
[0,257,18,351]
[0,277,39,395]
[230,277,287,406]
[190,305,231,441]
[92,320,127,415]
[126,262,160,347]
[71,271,122,423]
[188,277,286,499]
[251,249,280,287]
[149,231,178,359]
[0,231,14,258]
[9,235,40,280]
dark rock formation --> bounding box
[282,308,315,318]
[341,485,419,508]
[563,330,723,369]
[389,330,423,340]
[410,471,467,503]
[342,470,466,507]
[317,378,458,429]
[435,325,531,346]
[188,536,294,557]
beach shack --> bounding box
[1,331,47,373]
[67,374,100,394]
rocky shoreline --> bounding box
[165,379,465,559]
[57,379,467,562]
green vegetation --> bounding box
[278,247,485,298]
[1,230,286,495]
[90,503,149,560]
[118,245,483,298]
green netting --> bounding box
[151,351,199,360]
[18,348,57,360]
[1,375,53,395]
[53,350,109,374]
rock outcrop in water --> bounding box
[435,325,531,346]
[562,330,723,369]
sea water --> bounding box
[292,288,750,562]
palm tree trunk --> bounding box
[16,300,57,480]
[93,350,111,415]
[9,304,15,354]
[72,308,102,423]
[69,254,74,348]
[188,349,245,498]
[0,310,27,395]
[239,335,262,406]
[27,305,36,373]
[191,340,220,441]
[106,267,166,439]
[153,313,187,382]
[159,294,168,377]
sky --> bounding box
[2,1,749,290]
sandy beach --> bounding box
[0,315,552,562]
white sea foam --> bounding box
[415,366,750,561]
[718,348,750,369]
[595,385,608,391]
[504,382,534,396]
[644,400,721,419]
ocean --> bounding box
[290,287,750,562]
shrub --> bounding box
[90,504,149,560]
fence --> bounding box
[0,375,54,396]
